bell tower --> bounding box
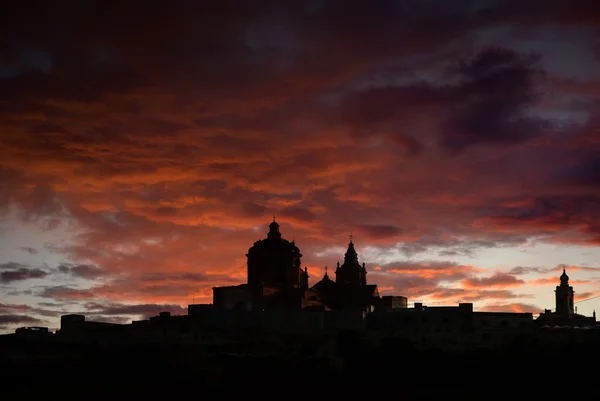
[555,267,574,315]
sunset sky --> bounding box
[1,0,600,333]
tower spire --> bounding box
[560,267,569,284]
[344,238,357,264]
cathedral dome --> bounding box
[247,220,294,252]
[246,220,303,289]
[560,268,569,282]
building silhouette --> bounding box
[214,219,309,311]
[307,238,380,313]
[213,221,381,314]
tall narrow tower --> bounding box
[555,268,574,315]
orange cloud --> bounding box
[575,292,598,301]
[461,273,525,289]
[528,277,592,286]
[481,302,543,314]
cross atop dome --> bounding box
[268,217,281,239]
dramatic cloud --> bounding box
[0,303,49,330]
[19,246,38,254]
[0,262,29,270]
[40,286,95,300]
[0,262,49,283]
[0,0,599,331]
[0,303,31,313]
[575,292,598,301]
[440,47,547,153]
[462,273,525,289]
[528,277,592,286]
[354,225,405,241]
[0,314,44,327]
[509,266,549,275]
[57,263,108,280]
[367,260,531,305]
[481,302,544,314]
[83,302,187,319]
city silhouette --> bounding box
[3,221,599,398]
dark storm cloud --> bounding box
[0,262,49,283]
[0,268,48,283]
[342,84,450,131]
[280,206,317,222]
[341,46,547,154]
[394,230,531,258]
[440,47,547,153]
[0,0,538,111]
[0,303,60,320]
[239,202,269,218]
[477,196,600,241]
[0,314,44,326]
[140,272,229,283]
[57,263,108,279]
[0,262,29,270]
[83,301,186,318]
[354,225,404,239]
[19,246,38,254]
[87,316,132,324]
[39,285,95,300]
[438,248,474,257]
[155,206,178,217]
[0,303,31,315]
[0,0,595,113]
[558,154,600,188]
[509,266,549,275]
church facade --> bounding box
[212,220,382,314]
[307,238,380,314]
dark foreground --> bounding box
[2,335,596,399]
